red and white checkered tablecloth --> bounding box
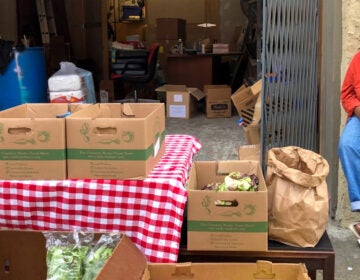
[0,134,201,263]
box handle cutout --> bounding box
[172,263,194,278]
[8,127,31,135]
[253,261,276,279]
[214,199,238,207]
[4,259,10,273]
[94,127,117,135]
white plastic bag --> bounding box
[48,62,96,104]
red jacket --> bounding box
[341,51,360,118]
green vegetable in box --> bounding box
[46,245,89,280]
[44,232,122,280]
[82,245,114,280]
[201,172,259,192]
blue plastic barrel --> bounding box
[0,47,48,110]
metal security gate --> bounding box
[260,0,319,170]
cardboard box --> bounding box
[187,160,268,251]
[244,124,261,145]
[122,5,142,20]
[231,79,262,114]
[238,144,260,161]
[204,85,232,118]
[156,18,186,41]
[115,21,146,42]
[156,85,205,119]
[66,103,165,179]
[0,231,310,280]
[238,90,261,128]
[232,80,262,145]
[0,103,88,180]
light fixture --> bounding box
[197,23,216,28]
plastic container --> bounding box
[0,47,48,111]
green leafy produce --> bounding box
[82,245,114,280]
[201,172,259,192]
[46,245,89,280]
[44,232,121,280]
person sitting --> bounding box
[338,51,360,212]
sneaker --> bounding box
[348,221,360,239]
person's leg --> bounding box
[339,116,360,211]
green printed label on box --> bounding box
[188,220,268,233]
[67,148,152,161]
[0,149,66,160]
[68,131,165,161]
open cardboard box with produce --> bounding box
[186,160,268,251]
[0,230,310,280]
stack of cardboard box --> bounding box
[0,100,312,279]
[0,103,165,180]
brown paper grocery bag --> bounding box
[266,146,330,247]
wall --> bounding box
[337,0,360,225]
[146,0,246,48]
[219,0,246,44]
[146,0,215,48]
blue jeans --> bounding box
[338,116,360,211]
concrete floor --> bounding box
[165,111,360,280]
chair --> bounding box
[111,43,160,103]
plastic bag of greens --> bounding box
[82,233,123,280]
[43,231,94,280]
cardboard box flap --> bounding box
[250,79,262,95]
[146,261,310,280]
[69,103,141,119]
[0,103,71,118]
[155,84,187,92]
[245,87,262,126]
[231,87,259,112]
[204,84,230,92]
[68,103,92,114]
[122,103,135,117]
[238,144,260,161]
[156,85,204,100]
[188,88,206,101]
[0,104,27,117]
[145,262,194,279]
[27,104,71,118]
[216,160,260,175]
[97,235,147,280]
[69,103,101,118]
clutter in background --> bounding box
[0,39,14,74]
[48,62,96,104]
[0,45,48,110]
